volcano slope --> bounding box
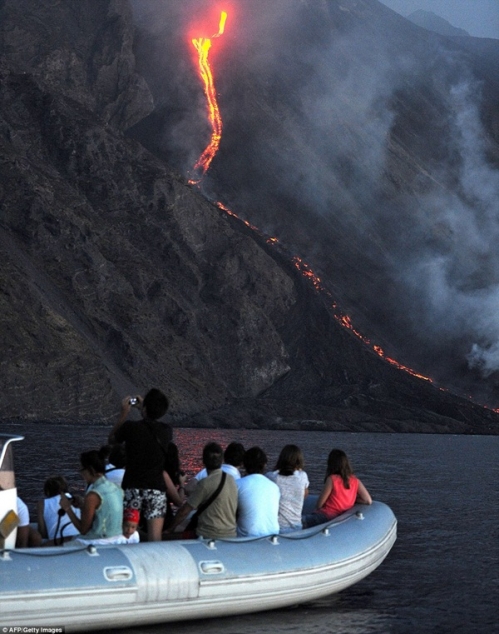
[130,0,499,412]
[0,0,498,434]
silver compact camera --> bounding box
[129,397,138,406]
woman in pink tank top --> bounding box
[302,449,372,528]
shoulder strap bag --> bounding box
[186,471,227,532]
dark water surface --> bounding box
[3,422,499,634]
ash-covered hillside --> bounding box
[0,0,498,434]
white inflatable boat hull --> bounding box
[0,501,396,632]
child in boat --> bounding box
[122,507,140,543]
[37,476,81,545]
[266,444,309,532]
[302,449,372,528]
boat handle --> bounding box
[103,565,133,581]
[200,560,225,574]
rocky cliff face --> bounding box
[0,0,293,422]
[0,0,498,434]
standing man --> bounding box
[109,388,180,542]
[236,446,280,537]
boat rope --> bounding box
[1,512,357,556]
[1,545,91,558]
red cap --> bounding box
[123,508,140,523]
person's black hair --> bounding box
[43,476,69,497]
[223,442,245,467]
[109,443,126,469]
[243,446,267,475]
[80,450,106,476]
[143,388,169,420]
[325,449,353,488]
[203,442,224,471]
[165,442,182,485]
[274,444,304,476]
[98,444,112,461]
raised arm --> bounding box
[108,396,134,444]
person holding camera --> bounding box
[108,388,184,542]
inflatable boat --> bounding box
[0,433,397,632]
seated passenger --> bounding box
[186,442,245,493]
[302,449,372,528]
[37,476,81,544]
[266,444,309,532]
[236,446,280,538]
[122,507,140,543]
[16,497,42,548]
[99,444,126,487]
[60,450,124,544]
[166,442,238,540]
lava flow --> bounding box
[186,10,435,391]
[331,305,433,382]
[291,255,434,383]
[188,10,228,185]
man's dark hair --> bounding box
[43,476,69,497]
[243,446,267,475]
[80,450,106,475]
[143,388,169,420]
[109,443,126,469]
[203,442,224,471]
[224,442,245,467]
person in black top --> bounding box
[109,388,185,541]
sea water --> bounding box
[3,422,498,634]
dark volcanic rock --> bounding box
[0,0,293,422]
[0,0,498,434]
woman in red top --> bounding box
[302,449,372,528]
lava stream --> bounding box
[189,11,227,185]
[187,10,438,395]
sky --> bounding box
[378,0,499,39]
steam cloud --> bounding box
[130,0,499,401]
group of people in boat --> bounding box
[16,387,372,547]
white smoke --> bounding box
[393,78,499,376]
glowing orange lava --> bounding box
[186,12,434,388]
[221,204,436,385]
[330,301,433,382]
[189,11,228,185]
[292,256,325,292]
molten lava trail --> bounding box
[186,10,439,395]
[189,11,227,185]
